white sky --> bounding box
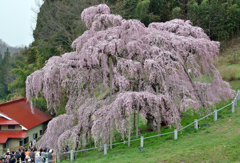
[0,0,44,47]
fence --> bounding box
[57,90,240,163]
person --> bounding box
[32,145,37,152]
[25,149,30,157]
[20,149,26,163]
[14,152,20,163]
[5,155,10,163]
[63,145,69,152]
[29,149,35,163]
[32,139,36,147]
[47,149,53,163]
[35,152,42,163]
[0,158,5,163]
[29,141,32,149]
[41,149,47,163]
[10,151,16,163]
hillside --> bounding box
[61,101,240,163]
[216,36,240,91]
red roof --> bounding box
[0,117,20,125]
[0,98,52,130]
[0,130,28,143]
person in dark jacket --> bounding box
[14,152,20,163]
[20,149,26,163]
[32,145,37,152]
[10,151,16,163]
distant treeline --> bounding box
[113,0,240,41]
[0,48,25,100]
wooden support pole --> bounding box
[57,152,60,163]
[136,102,140,138]
[156,85,161,137]
[214,109,217,121]
[70,150,74,162]
[104,144,107,155]
[109,57,113,149]
[194,119,198,129]
[136,76,141,138]
[140,136,144,147]
[128,112,131,147]
[174,129,178,140]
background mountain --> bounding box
[0,39,22,57]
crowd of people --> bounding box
[0,139,55,163]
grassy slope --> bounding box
[62,102,240,163]
[218,36,240,90]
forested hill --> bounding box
[0,39,25,102]
[33,0,240,59]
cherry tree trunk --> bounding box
[80,134,83,154]
[89,129,92,148]
[182,64,205,108]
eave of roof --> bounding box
[0,98,52,129]
[0,130,28,143]
[0,117,20,125]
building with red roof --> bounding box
[0,98,52,154]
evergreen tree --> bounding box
[0,48,11,99]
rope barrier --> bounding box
[178,122,195,131]
[198,112,214,121]
[75,146,104,153]
[217,102,232,112]
[144,132,174,139]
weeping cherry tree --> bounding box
[26,4,234,151]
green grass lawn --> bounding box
[60,100,240,163]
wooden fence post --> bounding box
[232,101,235,113]
[194,119,198,129]
[70,150,74,162]
[237,90,240,100]
[174,129,178,140]
[214,109,217,121]
[57,152,60,163]
[104,144,107,155]
[128,113,131,147]
[140,136,144,148]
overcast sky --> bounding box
[0,0,44,47]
